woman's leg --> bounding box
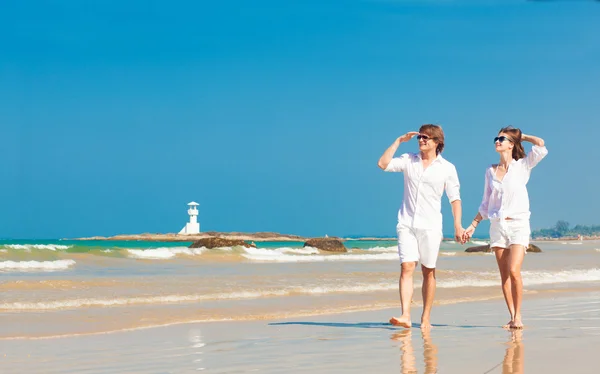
[507,244,526,329]
[494,247,514,328]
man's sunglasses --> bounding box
[417,134,434,141]
[494,136,512,144]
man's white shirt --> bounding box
[385,153,461,231]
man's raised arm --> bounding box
[378,132,419,170]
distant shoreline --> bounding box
[532,235,600,242]
[70,232,600,243]
[71,232,398,242]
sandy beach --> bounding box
[2,291,599,373]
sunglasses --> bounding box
[417,134,434,141]
[494,136,512,144]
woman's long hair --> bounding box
[499,126,526,160]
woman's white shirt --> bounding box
[478,145,548,221]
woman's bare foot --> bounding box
[390,316,412,328]
[502,321,513,329]
[511,318,524,329]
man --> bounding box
[378,124,463,330]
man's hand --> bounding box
[462,225,475,244]
[454,227,465,243]
[397,132,419,144]
[378,131,419,170]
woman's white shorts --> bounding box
[489,219,530,250]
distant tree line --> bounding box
[531,221,600,238]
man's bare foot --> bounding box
[420,320,432,331]
[511,318,524,329]
[390,316,412,328]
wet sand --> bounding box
[2,291,598,373]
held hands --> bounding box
[454,227,465,243]
[462,225,475,244]
[397,132,419,144]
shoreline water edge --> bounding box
[67,232,600,242]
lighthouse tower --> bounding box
[179,202,200,235]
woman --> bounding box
[463,126,547,329]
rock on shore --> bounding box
[465,244,542,253]
[304,238,347,253]
[189,237,256,249]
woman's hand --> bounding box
[462,225,476,244]
[521,133,545,147]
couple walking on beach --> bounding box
[378,124,547,331]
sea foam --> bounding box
[3,244,71,251]
[126,247,205,259]
[0,260,76,272]
[242,247,397,262]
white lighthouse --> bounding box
[179,202,200,235]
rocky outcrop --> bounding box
[304,238,347,253]
[465,245,491,253]
[202,231,305,240]
[189,237,256,249]
[465,244,542,253]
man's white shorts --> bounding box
[396,224,443,269]
[489,219,530,250]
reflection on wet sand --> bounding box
[392,328,523,374]
[502,330,524,374]
[188,328,206,371]
[393,330,416,373]
[392,329,438,374]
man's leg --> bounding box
[390,261,417,328]
[494,247,515,328]
[421,265,436,331]
[391,226,419,328]
[417,229,441,331]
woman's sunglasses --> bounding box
[417,134,433,141]
[494,136,512,144]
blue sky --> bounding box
[1,1,599,239]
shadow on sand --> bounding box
[269,321,497,330]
